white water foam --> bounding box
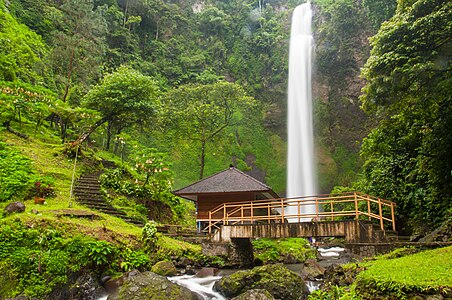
[168,275,226,300]
[318,247,345,257]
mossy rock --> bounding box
[231,289,275,300]
[151,260,178,276]
[115,271,197,300]
[213,263,307,300]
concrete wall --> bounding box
[201,238,254,267]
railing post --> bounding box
[281,198,285,223]
[241,206,244,224]
[315,197,319,220]
[209,211,212,234]
[250,202,254,224]
[298,198,300,223]
[330,200,334,221]
[267,203,270,224]
[367,197,371,221]
[224,205,228,225]
[391,202,396,231]
[378,198,384,230]
[354,192,359,220]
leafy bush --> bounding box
[101,167,190,224]
[142,221,158,243]
[0,141,35,202]
[0,219,152,298]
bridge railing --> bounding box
[204,192,396,234]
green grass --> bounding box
[355,246,452,298]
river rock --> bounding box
[112,271,198,300]
[213,263,307,300]
[231,289,275,300]
[151,260,178,276]
[196,267,219,278]
[47,273,106,300]
[301,258,325,280]
[4,202,25,214]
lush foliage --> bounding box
[312,0,374,191]
[101,167,188,224]
[0,219,149,298]
[0,141,36,202]
[252,238,316,263]
[358,0,452,231]
[162,81,255,179]
[0,0,47,82]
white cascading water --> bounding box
[286,1,317,220]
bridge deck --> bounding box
[204,192,396,238]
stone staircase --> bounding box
[74,171,144,226]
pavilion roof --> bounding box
[173,167,278,200]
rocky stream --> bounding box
[92,246,351,300]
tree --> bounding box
[358,0,452,232]
[74,66,159,147]
[0,81,57,135]
[48,0,107,104]
[162,81,255,179]
[0,0,47,83]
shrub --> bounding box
[0,141,35,202]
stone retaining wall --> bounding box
[345,242,452,257]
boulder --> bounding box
[301,259,325,280]
[214,263,307,300]
[231,289,275,300]
[196,267,220,278]
[419,219,452,243]
[151,260,178,276]
[112,271,198,300]
[4,202,25,214]
[47,273,106,300]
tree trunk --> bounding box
[62,48,75,103]
[3,120,28,139]
[70,117,109,148]
[199,140,206,179]
[106,122,112,151]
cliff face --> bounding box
[310,1,377,192]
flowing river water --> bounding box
[168,246,347,300]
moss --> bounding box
[252,238,316,263]
[214,263,306,299]
[151,260,177,276]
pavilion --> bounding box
[173,166,279,231]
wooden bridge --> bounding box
[203,192,397,243]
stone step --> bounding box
[78,201,110,207]
[76,180,101,186]
[74,189,103,196]
[75,194,105,202]
[79,175,100,179]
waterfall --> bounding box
[286,2,317,220]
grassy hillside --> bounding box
[0,124,211,298]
